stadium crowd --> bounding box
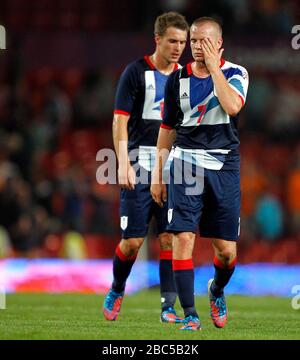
[0,0,299,261]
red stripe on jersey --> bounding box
[160,250,172,260]
[173,63,179,71]
[144,55,155,70]
[160,124,173,130]
[172,258,194,271]
[114,109,130,116]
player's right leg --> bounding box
[166,159,203,330]
[103,183,151,321]
[103,237,143,321]
[158,232,183,323]
[172,232,201,330]
[155,199,183,323]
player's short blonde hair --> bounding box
[154,12,189,37]
[191,16,222,37]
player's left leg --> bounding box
[158,232,183,323]
[208,239,237,328]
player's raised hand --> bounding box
[118,164,135,190]
[202,37,224,73]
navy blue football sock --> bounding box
[173,259,198,318]
[211,256,237,297]
[160,250,177,311]
[111,245,137,293]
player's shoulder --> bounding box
[222,59,248,80]
[122,56,160,77]
[122,58,145,74]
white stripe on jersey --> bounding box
[142,71,162,120]
[143,64,182,121]
[201,105,230,125]
[173,147,230,170]
[179,78,192,118]
[138,145,174,173]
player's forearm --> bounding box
[112,114,130,166]
[210,68,242,116]
[153,128,176,182]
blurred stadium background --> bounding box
[0,0,300,296]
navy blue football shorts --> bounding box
[119,170,169,239]
[167,158,241,241]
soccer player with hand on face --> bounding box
[151,17,249,330]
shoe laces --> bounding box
[105,290,122,310]
[212,296,226,317]
[184,315,199,325]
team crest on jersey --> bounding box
[120,216,128,230]
[168,208,173,223]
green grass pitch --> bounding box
[0,290,299,340]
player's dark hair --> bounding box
[191,16,222,36]
[154,12,189,36]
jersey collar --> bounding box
[144,55,179,72]
[144,55,155,70]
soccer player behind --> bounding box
[151,17,249,330]
[103,12,189,323]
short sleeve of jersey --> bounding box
[227,65,249,106]
[114,62,139,115]
[161,71,179,129]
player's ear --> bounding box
[154,34,161,45]
[217,37,223,50]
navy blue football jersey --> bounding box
[161,59,249,170]
[114,56,179,153]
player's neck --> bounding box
[191,61,210,78]
[150,53,175,75]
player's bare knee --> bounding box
[120,238,143,256]
[217,248,237,265]
[176,232,195,243]
[158,232,173,250]
[173,232,195,258]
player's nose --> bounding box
[174,42,181,51]
[194,40,202,49]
